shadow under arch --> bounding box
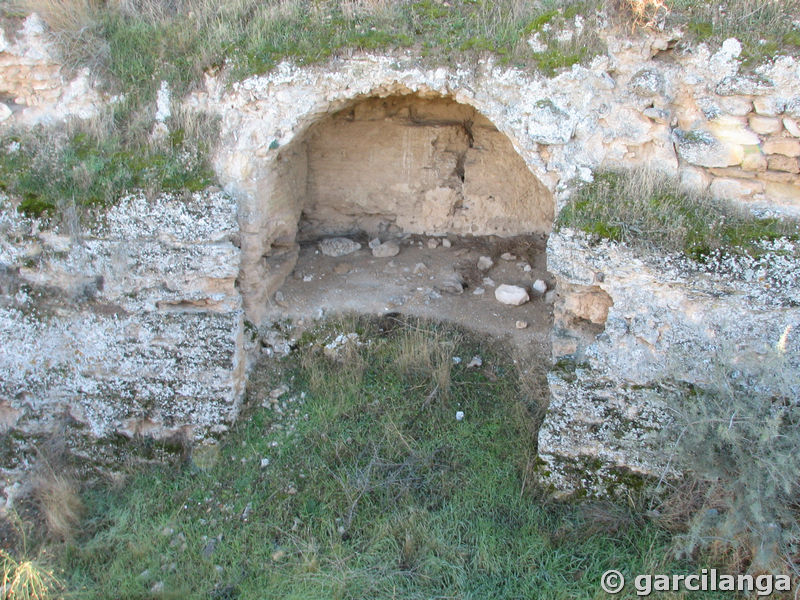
[239,89,556,324]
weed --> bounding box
[653,342,800,574]
[557,168,799,259]
[1,549,63,600]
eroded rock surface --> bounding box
[539,229,800,498]
[0,191,244,510]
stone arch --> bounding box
[230,87,556,323]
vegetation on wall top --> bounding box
[1,0,799,219]
[557,169,800,261]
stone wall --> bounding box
[302,94,553,239]
[1,11,799,504]
[539,229,800,497]
[0,14,101,125]
[0,191,244,508]
[188,29,800,324]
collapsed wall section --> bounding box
[538,229,800,498]
[0,14,101,124]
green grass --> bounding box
[668,0,800,66]
[557,169,800,260]
[24,0,606,106]
[0,108,218,218]
[32,316,699,599]
[3,0,607,219]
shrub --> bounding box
[654,341,800,573]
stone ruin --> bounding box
[1,14,800,506]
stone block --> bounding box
[741,151,767,172]
[767,155,800,173]
[748,115,782,135]
[784,118,800,138]
[765,181,800,205]
[753,96,786,117]
[674,129,743,167]
[709,115,760,145]
[763,138,800,157]
[757,171,799,184]
[709,177,764,201]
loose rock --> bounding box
[270,384,289,399]
[516,320,528,329]
[477,256,494,271]
[437,273,464,295]
[372,240,400,258]
[532,279,548,294]
[467,355,482,368]
[319,237,361,257]
[495,284,529,306]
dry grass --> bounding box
[621,0,670,28]
[16,0,107,70]
[393,323,455,401]
[32,471,83,541]
[0,549,62,600]
[17,0,98,32]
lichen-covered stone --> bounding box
[673,129,744,167]
[628,68,665,98]
[0,190,244,509]
[541,229,800,498]
[716,74,774,96]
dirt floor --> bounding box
[263,233,554,367]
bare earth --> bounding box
[264,233,554,366]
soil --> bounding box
[263,233,554,366]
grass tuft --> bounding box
[1,549,63,600]
[557,168,799,260]
[33,471,84,541]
